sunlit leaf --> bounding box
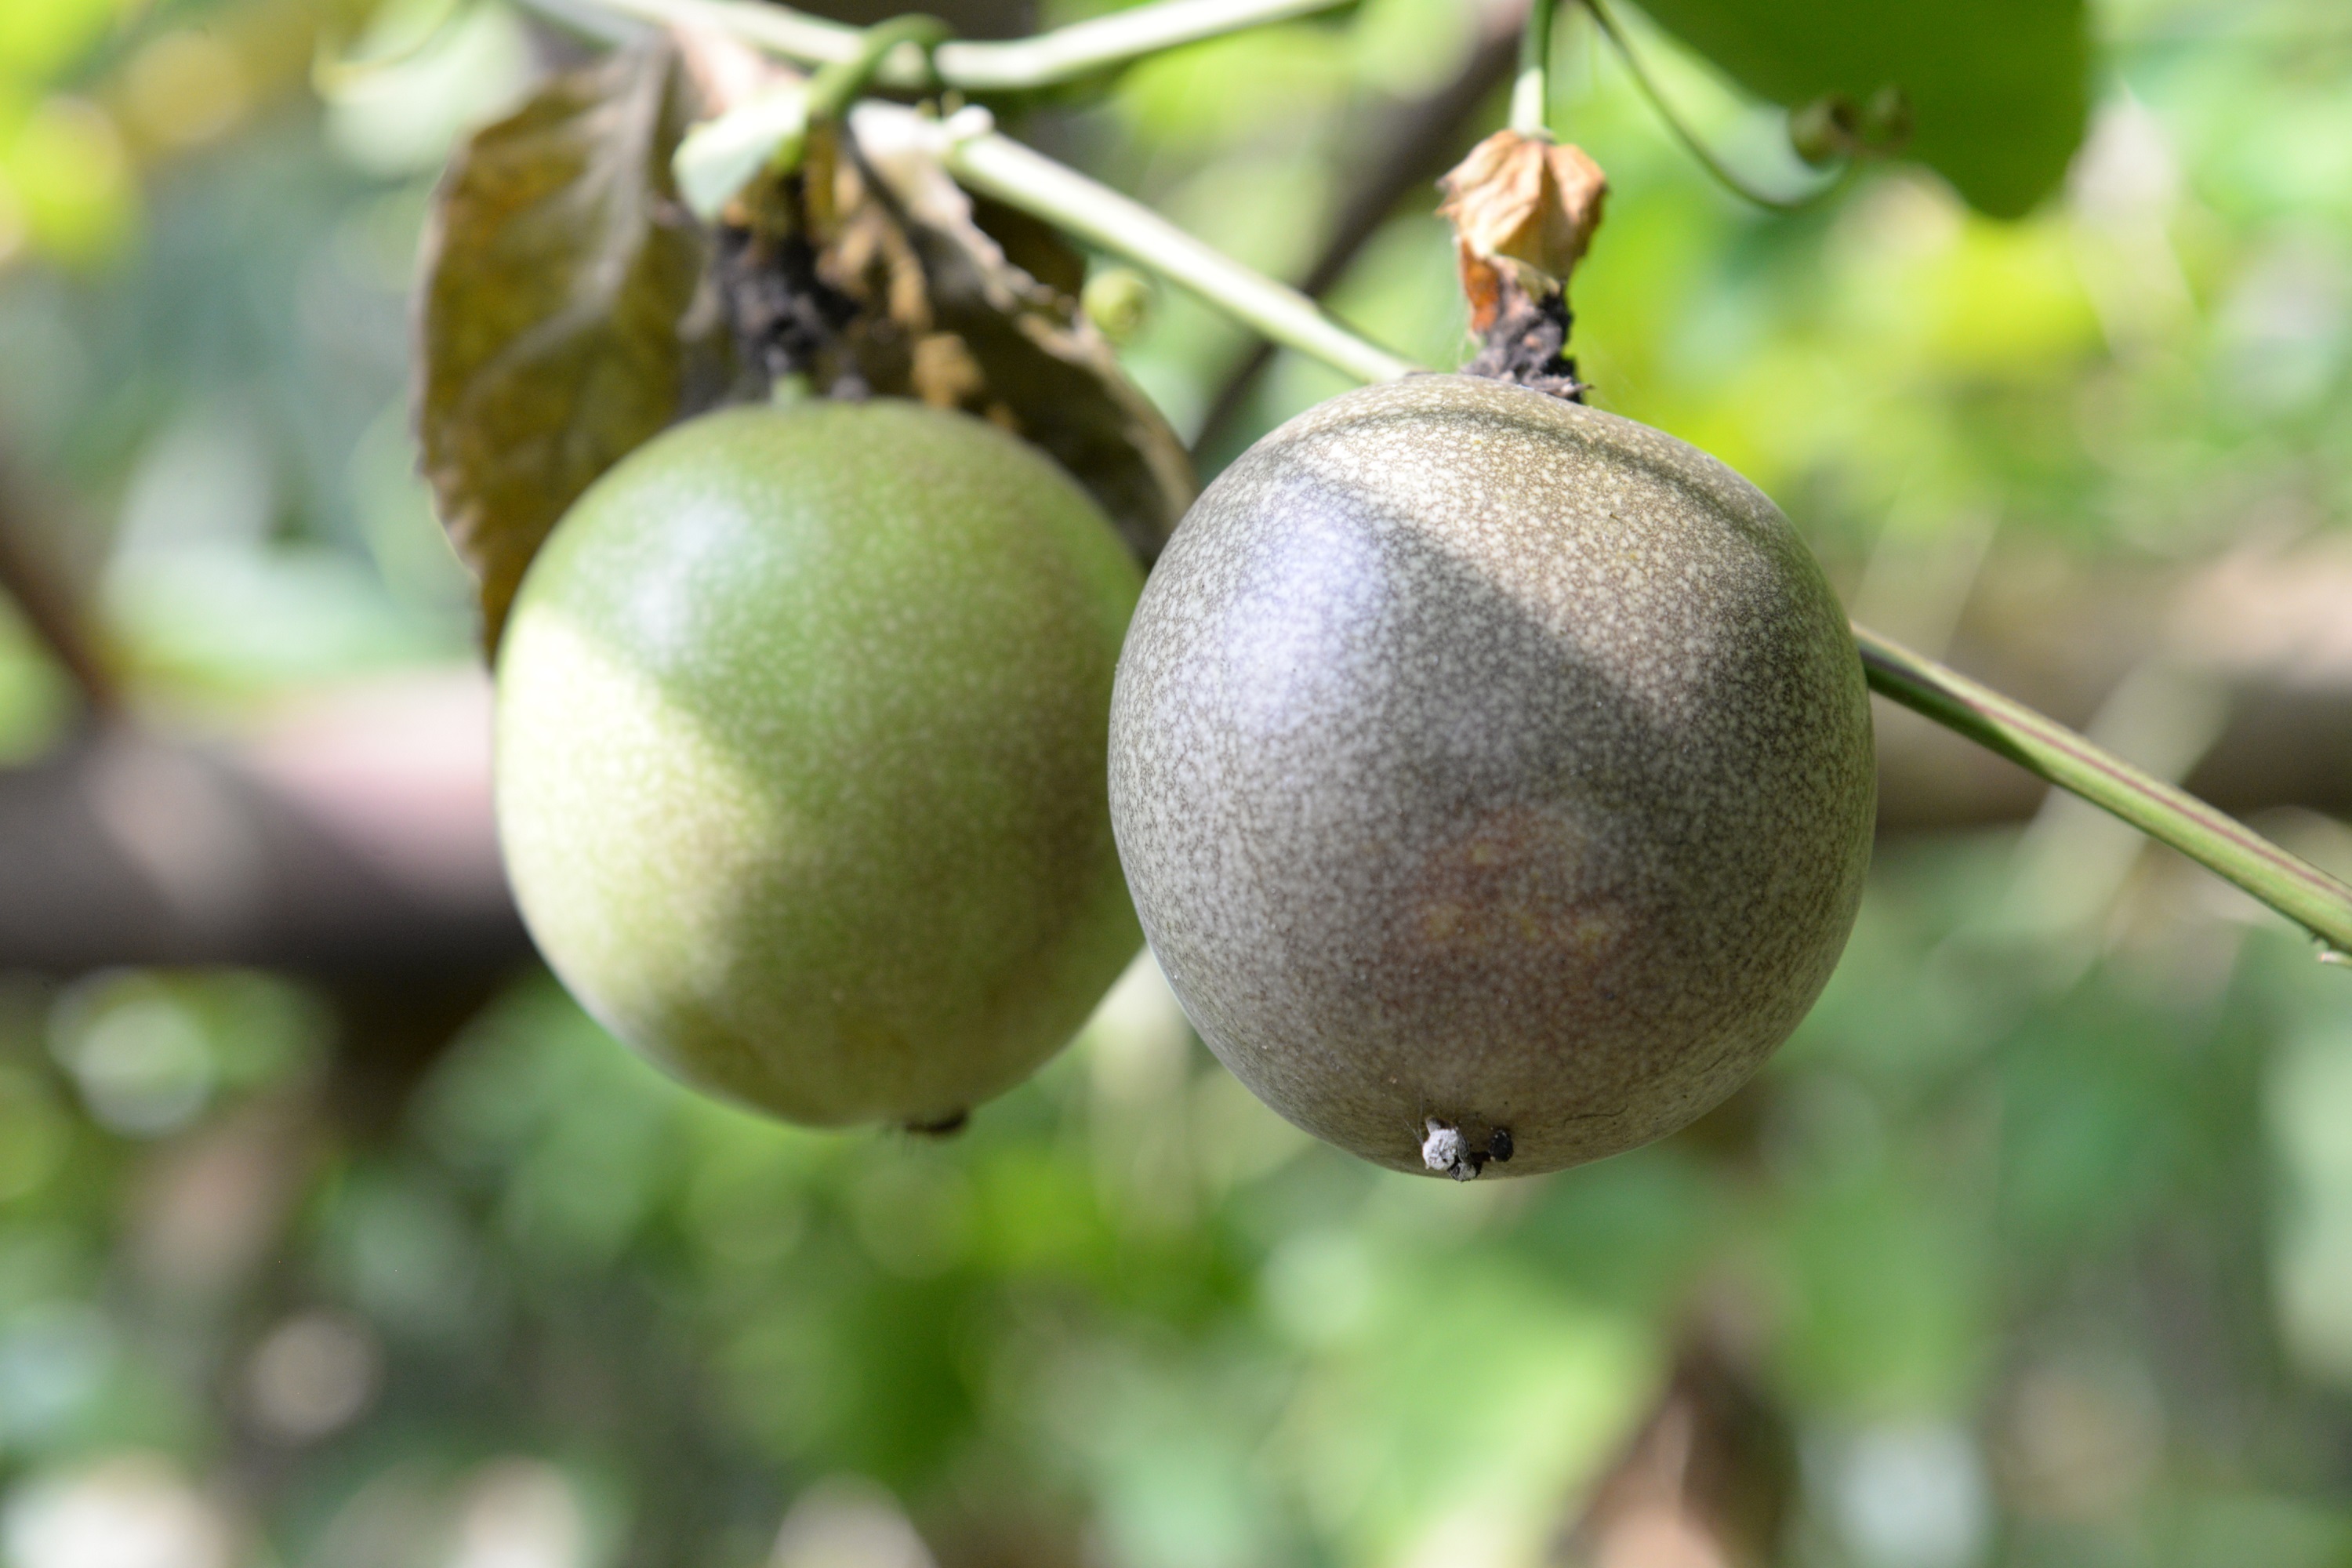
[8,96,137,263]
[1630,0,2089,216]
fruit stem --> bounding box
[891,104,1420,386]
[805,13,949,118]
[1508,0,1555,138]
[535,0,1352,93]
[1856,623,2352,956]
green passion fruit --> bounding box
[1108,375,1875,1178]
[495,398,1145,1128]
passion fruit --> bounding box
[1108,375,1874,1178]
[495,398,1144,1129]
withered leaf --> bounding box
[415,41,715,652]
[836,101,1195,561]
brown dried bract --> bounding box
[1439,129,1607,332]
[678,30,1194,563]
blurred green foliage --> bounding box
[1,0,2351,1566]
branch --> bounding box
[1193,2,1526,456]
[0,673,526,976]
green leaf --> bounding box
[1628,0,2090,217]
[415,41,715,651]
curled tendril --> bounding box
[1580,0,1849,215]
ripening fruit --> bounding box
[1109,375,1874,1178]
[495,399,1144,1129]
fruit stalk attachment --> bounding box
[1438,128,1602,397]
[675,13,949,220]
[1856,626,2352,956]
[1508,0,1556,138]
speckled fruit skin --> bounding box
[495,399,1145,1128]
[1109,375,1875,1177]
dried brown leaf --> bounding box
[579,31,1192,563]
[848,106,1193,560]
[414,42,716,652]
[712,81,1192,561]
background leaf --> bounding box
[414,41,713,651]
[1628,0,2089,217]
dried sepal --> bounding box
[1439,129,1608,332]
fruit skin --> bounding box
[1109,375,1874,1177]
[495,398,1144,1128]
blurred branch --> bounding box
[0,673,526,976]
[1192,1,1526,456]
[0,456,118,720]
[0,571,2343,987]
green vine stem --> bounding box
[676,13,953,217]
[572,0,1351,92]
[1509,0,1556,137]
[807,14,950,118]
[1856,626,2352,953]
[932,0,1349,92]
[915,109,1419,385]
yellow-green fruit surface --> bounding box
[495,399,1145,1127]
